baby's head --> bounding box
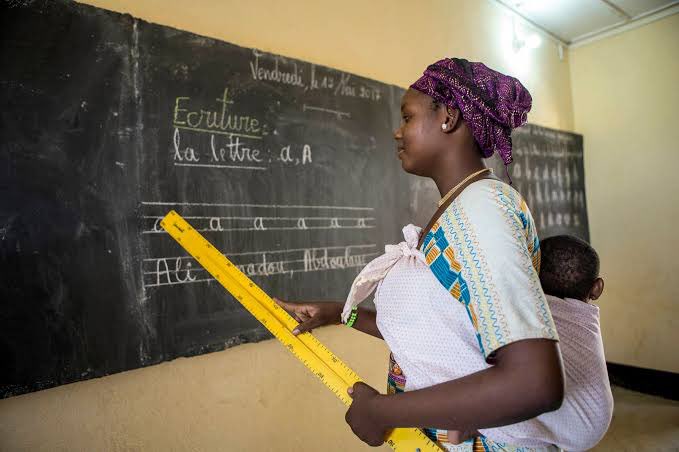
[539,235,604,303]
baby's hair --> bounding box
[539,235,600,300]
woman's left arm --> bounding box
[346,338,564,446]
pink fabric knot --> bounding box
[341,225,425,322]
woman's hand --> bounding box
[273,298,343,335]
[346,382,388,447]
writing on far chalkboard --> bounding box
[511,142,586,231]
[172,88,313,169]
[483,124,589,240]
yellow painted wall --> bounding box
[570,14,679,374]
[0,1,575,451]
[1,328,390,451]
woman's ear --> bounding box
[441,106,461,134]
[588,277,604,301]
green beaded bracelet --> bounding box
[345,307,358,328]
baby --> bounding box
[345,230,613,451]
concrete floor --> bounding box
[592,386,679,451]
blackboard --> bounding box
[502,124,589,241]
[0,0,589,398]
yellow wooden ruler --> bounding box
[161,210,442,452]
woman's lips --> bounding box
[397,147,405,157]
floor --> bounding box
[592,386,679,451]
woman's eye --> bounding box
[402,116,410,122]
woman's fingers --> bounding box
[273,297,294,313]
[292,315,324,336]
[274,298,314,332]
[273,298,329,335]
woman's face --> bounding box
[394,88,444,177]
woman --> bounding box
[277,58,563,451]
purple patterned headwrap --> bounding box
[410,58,532,169]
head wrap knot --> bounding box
[410,58,532,168]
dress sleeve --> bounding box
[434,182,558,359]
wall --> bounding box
[0,1,574,450]
[570,13,679,374]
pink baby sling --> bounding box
[342,225,613,451]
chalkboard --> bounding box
[500,124,589,241]
[0,0,589,398]
[0,0,408,398]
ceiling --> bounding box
[494,0,679,46]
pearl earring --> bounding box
[441,124,447,130]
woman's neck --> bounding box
[432,158,488,197]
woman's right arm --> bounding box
[348,307,383,339]
[274,299,383,339]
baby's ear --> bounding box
[588,278,604,301]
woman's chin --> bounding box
[399,154,412,172]
[399,158,423,176]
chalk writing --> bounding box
[303,104,350,120]
[303,247,371,271]
[154,257,198,286]
[171,127,312,169]
[142,244,377,288]
[141,215,376,234]
[173,88,263,136]
[141,199,380,289]
[210,134,263,163]
[246,50,382,101]
[309,64,380,100]
[249,50,305,87]
[141,201,374,211]
[173,128,199,162]
[492,124,588,240]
